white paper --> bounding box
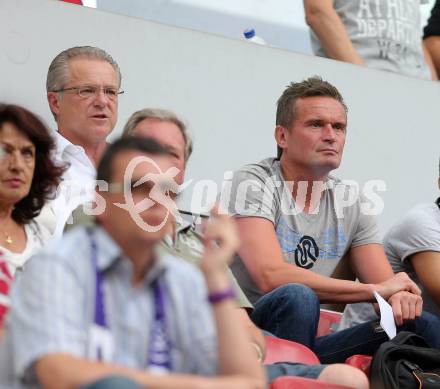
[373,291,397,339]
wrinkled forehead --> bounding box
[293,96,347,122]
[134,119,185,152]
[67,57,120,87]
[110,150,173,182]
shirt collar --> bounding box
[162,219,192,247]
[52,130,91,159]
[92,226,122,271]
[93,226,171,286]
[273,158,335,192]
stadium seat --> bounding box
[0,259,12,328]
[317,309,342,337]
[264,336,320,365]
[60,0,83,5]
[345,355,372,376]
[270,376,352,389]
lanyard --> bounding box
[87,229,172,372]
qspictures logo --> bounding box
[112,155,181,232]
[58,161,387,233]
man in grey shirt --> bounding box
[304,0,436,80]
[225,76,440,363]
[341,163,440,328]
[121,107,369,388]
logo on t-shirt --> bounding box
[294,235,319,269]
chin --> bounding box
[91,126,113,140]
[1,191,27,204]
[137,231,166,245]
[315,161,340,175]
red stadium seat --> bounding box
[0,258,13,328]
[264,336,320,365]
[317,309,342,337]
[270,376,352,389]
[345,355,372,376]
[60,0,83,5]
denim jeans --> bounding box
[252,283,321,349]
[265,362,326,383]
[251,283,440,364]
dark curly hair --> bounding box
[0,104,66,224]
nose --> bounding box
[9,151,25,172]
[92,88,108,107]
[321,123,336,142]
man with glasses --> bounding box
[38,46,123,237]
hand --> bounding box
[388,291,423,326]
[374,272,421,300]
[200,206,240,273]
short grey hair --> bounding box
[122,108,193,163]
[46,46,121,93]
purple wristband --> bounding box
[208,287,235,304]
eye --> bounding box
[311,120,321,128]
[104,88,118,98]
[22,148,34,158]
[79,86,96,97]
[333,123,346,133]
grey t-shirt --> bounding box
[310,0,430,79]
[340,201,440,329]
[226,158,382,304]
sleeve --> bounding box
[350,193,382,248]
[185,271,218,376]
[424,0,440,39]
[8,252,88,382]
[385,209,440,262]
[227,268,253,310]
[224,166,278,223]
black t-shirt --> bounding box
[424,0,440,39]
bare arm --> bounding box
[304,0,364,65]
[35,355,212,389]
[201,211,265,384]
[349,244,423,325]
[411,251,440,308]
[424,38,440,79]
[35,355,263,389]
[237,308,266,361]
[349,244,394,284]
[236,217,378,303]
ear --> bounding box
[274,125,288,152]
[93,188,108,223]
[47,92,60,120]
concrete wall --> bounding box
[95,0,313,54]
[1,0,439,233]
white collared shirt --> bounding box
[36,130,97,239]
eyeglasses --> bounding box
[107,178,179,199]
[52,85,124,101]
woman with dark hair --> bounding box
[0,103,65,276]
